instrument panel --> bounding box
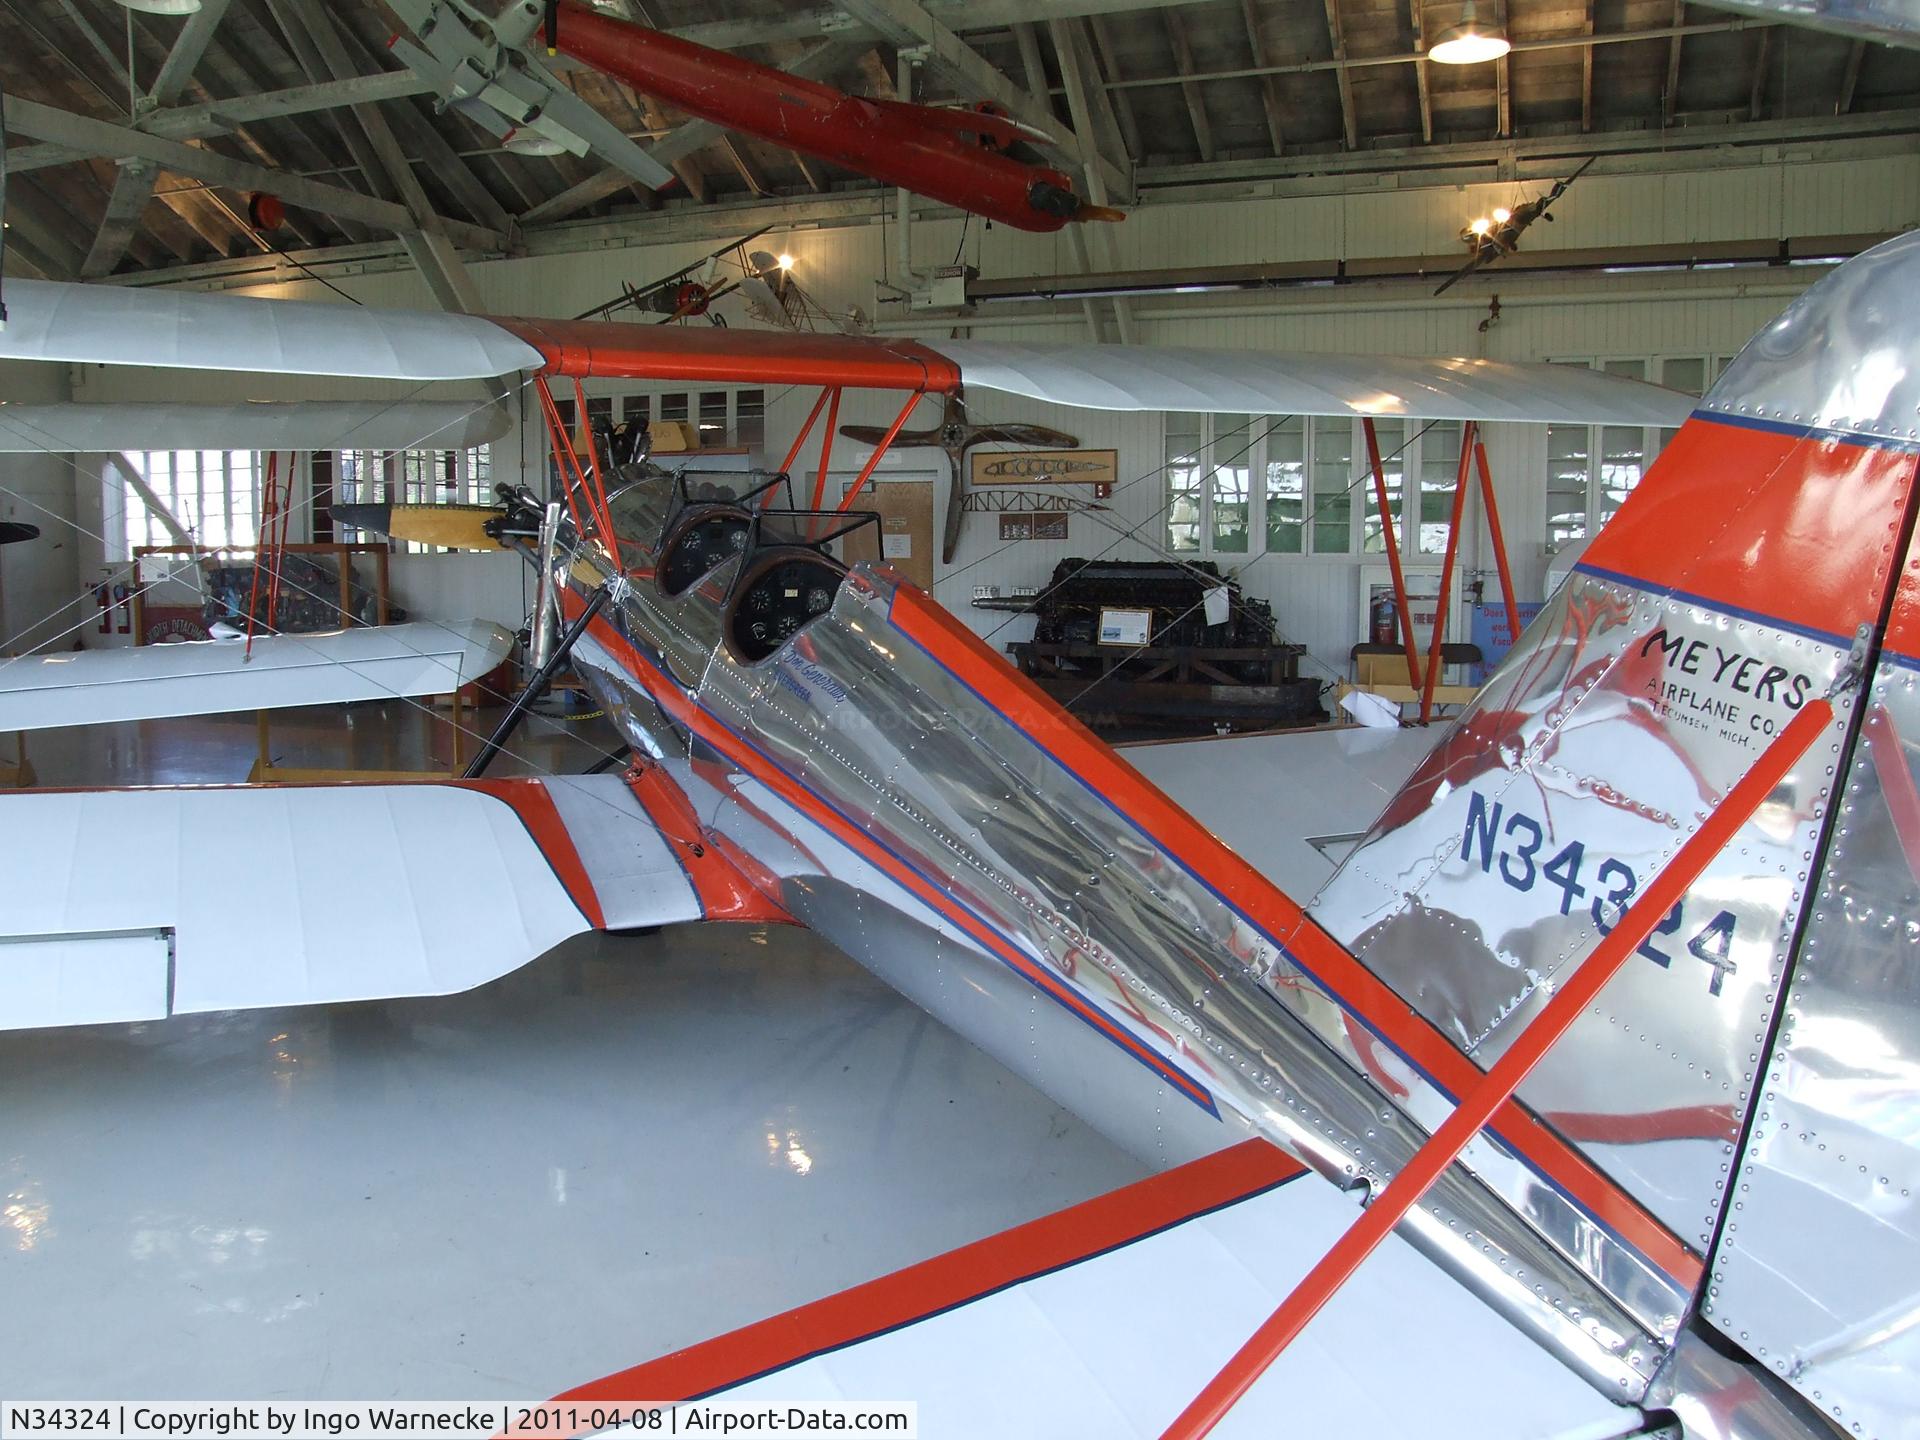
[726,548,845,663]
[658,503,751,596]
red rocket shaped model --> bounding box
[546,0,1123,234]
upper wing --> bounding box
[933,339,1696,426]
[1692,0,1919,48]
[0,400,508,453]
[0,282,1690,427]
[555,1139,1636,1440]
[0,621,511,732]
[0,278,540,379]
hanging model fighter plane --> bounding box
[1436,156,1598,295]
[0,234,1913,1438]
[386,0,1124,232]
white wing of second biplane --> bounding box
[0,775,730,1030]
[932,340,1696,427]
[0,400,509,453]
[0,621,511,732]
[0,281,1692,430]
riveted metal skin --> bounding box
[1704,559,1920,1439]
[1311,230,1920,1440]
[530,468,1675,1403]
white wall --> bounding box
[0,359,85,655]
[58,145,1920,676]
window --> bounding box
[116,450,258,559]
[1418,421,1463,555]
[737,390,766,453]
[1264,416,1305,555]
[1546,424,1591,553]
[1311,418,1353,554]
[1165,413,1204,553]
[1360,418,1404,555]
[1543,355,1715,549]
[1209,413,1253,554]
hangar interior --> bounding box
[0,0,1917,1435]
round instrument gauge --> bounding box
[657,503,751,596]
[724,547,848,664]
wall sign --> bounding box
[998,513,1070,541]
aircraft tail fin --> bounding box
[1309,230,1920,1258]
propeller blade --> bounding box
[970,425,1080,449]
[332,502,506,551]
[839,425,944,447]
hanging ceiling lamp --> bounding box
[1428,0,1511,64]
[110,0,204,13]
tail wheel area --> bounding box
[724,546,848,664]
[657,502,753,597]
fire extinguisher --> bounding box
[1370,593,1397,647]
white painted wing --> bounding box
[587,1143,1636,1440]
[1123,727,1436,898]
[0,620,511,732]
[0,279,540,380]
[0,777,702,1030]
[935,340,1696,426]
[0,400,509,453]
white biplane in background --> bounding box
[0,222,1914,1440]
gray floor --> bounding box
[1,707,1145,1399]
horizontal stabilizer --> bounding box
[0,620,512,732]
[333,501,506,550]
[0,400,509,453]
[0,522,38,545]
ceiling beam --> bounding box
[1748,23,1772,119]
[1085,16,1144,162]
[3,95,500,250]
[1581,0,1595,131]
[1163,9,1216,162]
[1838,39,1866,113]
[834,0,1131,198]
[671,0,1224,51]
[1664,0,1686,123]
[82,0,235,277]
[1323,0,1359,149]
[1409,0,1433,146]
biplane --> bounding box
[0,228,1914,1440]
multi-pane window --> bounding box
[1541,355,1719,550]
[1311,419,1353,555]
[1360,418,1404,555]
[1418,421,1464,555]
[1546,424,1592,553]
[1209,413,1253,554]
[117,450,258,558]
[1165,413,1204,554]
[1263,416,1305,555]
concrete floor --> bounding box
[1,705,1145,1398]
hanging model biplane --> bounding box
[386,0,1125,232]
[1435,157,1598,295]
[0,231,1915,1440]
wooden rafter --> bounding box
[1243,0,1288,155]
[1323,0,1359,150]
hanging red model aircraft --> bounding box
[386,0,1123,232]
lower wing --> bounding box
[0,775,779,1031]
[555,1139,1638,1439]
[0,621,511,732]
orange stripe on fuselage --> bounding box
[886,585,1704,1287]
[1582,416,1917,643]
